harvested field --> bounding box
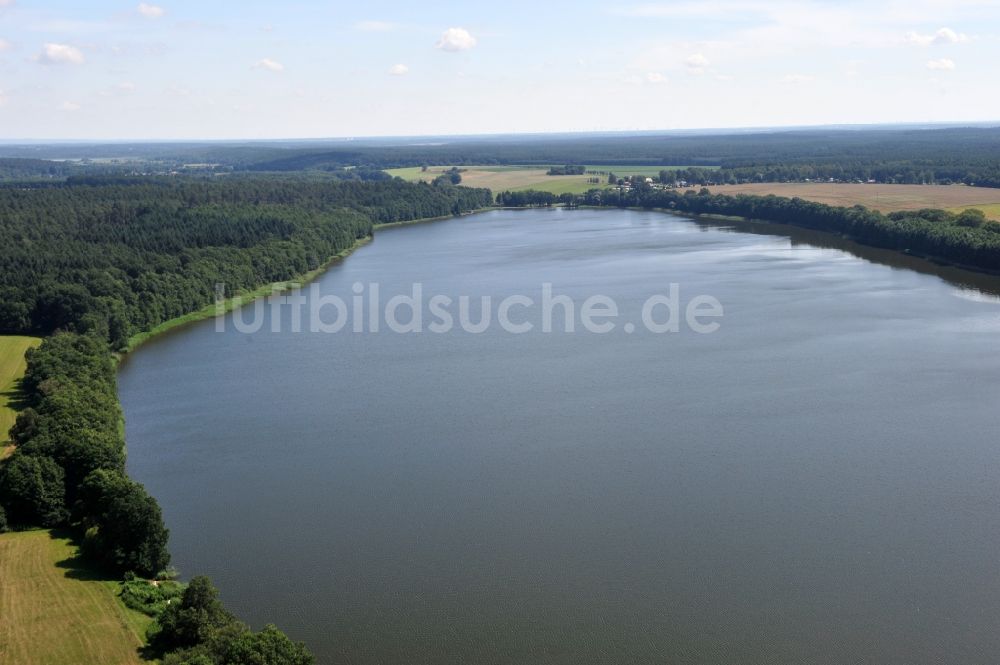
[705,183,1000,217]
[0,530,152,665]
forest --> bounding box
[0,178,492,348]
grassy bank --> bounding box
[124,236,374,353]
[0,335,42,458]
[0,530,153,665]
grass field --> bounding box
[387,164,717,195]
[0,335,41,457]
[0,530,152,665]
[950,202,1000,221]
[705,183,1000,217]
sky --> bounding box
[0,0,999,140]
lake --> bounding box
[119,208,1000,664]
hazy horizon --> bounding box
[2,120,1000,147]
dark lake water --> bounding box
[120,208,1000,664]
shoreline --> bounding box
[577,204,1000,280]
[120,236,373,357]
[119,207,496,358]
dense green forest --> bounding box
[0,177,491,665]
[0,178,492,348]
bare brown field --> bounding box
[0,530,151,665]
[705,183,1000,218]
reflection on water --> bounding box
[120,209,1000,665]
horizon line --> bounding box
[2,120,1000,146]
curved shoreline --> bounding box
[577,204,1000,291]
[120,208,494,357]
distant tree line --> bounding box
[0,158,80,180]
[495,190,559,207]
[547,165,586,175]
[5,128,1000,189]
[656,162,1000,188]
[225,127,1000,185]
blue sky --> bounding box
[0,0,998,139]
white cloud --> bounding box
[926,57,955,70]
[0,0,13,7]
[36,43,85,65]
[388,63,409,76]
[904,27,969,46]
[0,38,10,51]
[781,73,815,84]
[253,58,284,72]
[60,101,81,111]
[355,20,396,32]
[0,89,6,106]
[684,53,710,68]
[137,3,165,18]
[435,27,476,52]
[646,71,667,83]
[684,52,710,74]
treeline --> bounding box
[569,187,1000,273]
[0,157,79,180]
[0,178,492,348]
[0,333,169,576]
[656,162,1000,188]
[432,167,463,185]
[5,128,1000,188]
[547,165,586,175]
[127,575,312,664]
[496,190,561,207]
[222,127,1000,176]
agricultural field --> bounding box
[950,202,1000,221]
[705,183,1000,218]
[0,530,152,665]
[0,335,41,458]
[387,164,717,195]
